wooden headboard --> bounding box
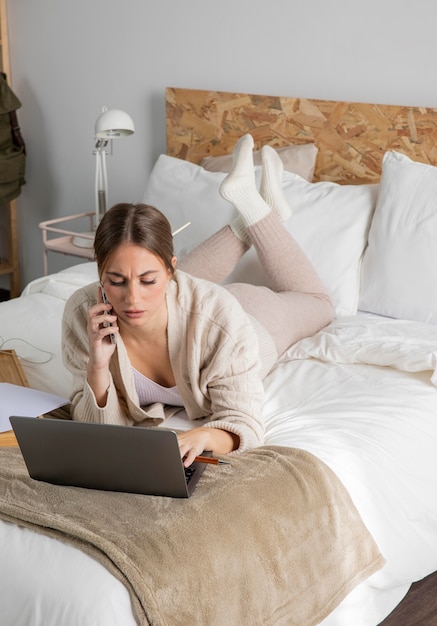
[166,87,437,184]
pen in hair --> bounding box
[172,221,191,236]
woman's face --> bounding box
[100,243,175,332]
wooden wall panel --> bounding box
[166,87,437,184]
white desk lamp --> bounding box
[73,107,135,248]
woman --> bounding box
[62,134,333,466]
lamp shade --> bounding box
[95,107,135,139]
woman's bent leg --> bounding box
[178,226,249,283]
[227,212,334,355]
[181,134,333,355]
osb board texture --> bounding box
[166,87,437,184]
[0,349,28,447]
[0,349,28,387]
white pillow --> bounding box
[201,143,318,181]
[359,151,437,323]
[144,155,233,259]
[144,155,378,316]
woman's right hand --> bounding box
[86,293,119,406]
[86,300,118,369]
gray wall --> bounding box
[5,0,437,288]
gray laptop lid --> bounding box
[10,416,207,498]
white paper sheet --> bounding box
[0,383,68,433]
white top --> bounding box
[133,367,184,407]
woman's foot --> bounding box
[219,134,270,227]
[219,134,256,201]
[260,145,292,221]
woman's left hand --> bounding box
[177,427,239,467]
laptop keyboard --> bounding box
[184,466,196,483]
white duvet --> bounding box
[264,317,437,624]
[1,265,437,625]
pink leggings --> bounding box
[178,212,334,357]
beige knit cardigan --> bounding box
[62,270,275,452]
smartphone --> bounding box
[99,282,116,344]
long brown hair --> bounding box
[94,203,175,277]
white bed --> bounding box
[1,88,437,625]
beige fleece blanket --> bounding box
[0,446,384,626]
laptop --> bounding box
[9,416,209,498]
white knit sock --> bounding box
[260,145,292,221]
[219,134,271,227]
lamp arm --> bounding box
[99,148,108,217]
[95,142,108,224]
